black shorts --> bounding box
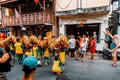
[69,48,75,53]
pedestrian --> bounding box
[52,55,64,75]
[109,33,119,67]
[14,38,24,64]
[21,56,38,80]
[56,74,70,80]
[103,28,111,48]
[89,36,96,60]
[0,46,12,80]
[68,35,78,60]
[79,38,87,63]
[93,31,97,47]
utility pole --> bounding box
[53,0,58,37]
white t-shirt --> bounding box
[68,39,76,49]
[81,41,87,51]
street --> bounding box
[6,53,120,80]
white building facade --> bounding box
[56,0,120,44]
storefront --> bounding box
[66,23,100,39]
[12,24,52,37]
[59,13,109,43]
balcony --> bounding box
[3,12,52,26]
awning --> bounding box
[0,0,18,5]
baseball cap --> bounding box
[23,56,38,69]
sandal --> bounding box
[112,63,117,67]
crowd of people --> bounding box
[68,32,97,63]
[67,28,119,67]
[0,28,119,80]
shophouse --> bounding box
[56,0,119,44]
[0,0,53,37]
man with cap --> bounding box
[21,56,38,80]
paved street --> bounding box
[6,54,120,80]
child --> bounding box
[52,55,64,75]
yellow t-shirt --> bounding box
[32,46,40,59]
[44,48,49,57]
[14,42,23,54]
[25,50,33,57]
[52,61,61,73]
[59,52,65,64]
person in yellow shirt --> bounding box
[14,38,24,64]
[59,51,65,65]
[24,45,33,59]
[52,55,64,75]
[44,46,49,65]
[32,43,40,60]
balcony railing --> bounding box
[3,12,52,26]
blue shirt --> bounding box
[110,41,116,49]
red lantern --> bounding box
[34,0,39,4]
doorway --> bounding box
[66,23,100,40]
